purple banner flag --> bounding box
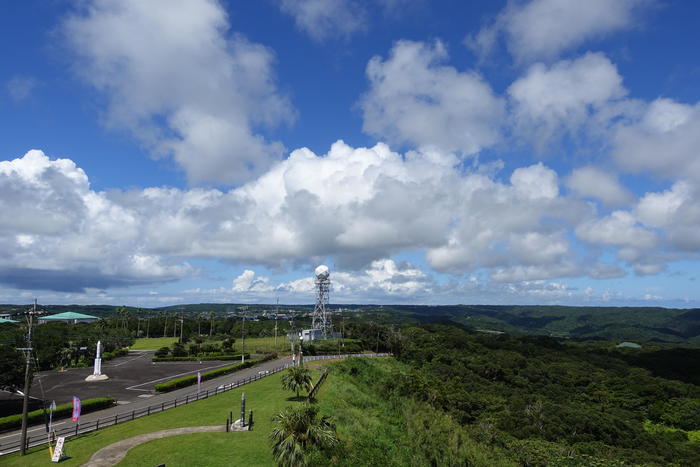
[71,396,81,422]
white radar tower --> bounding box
[312,265,332,337]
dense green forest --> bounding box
[315,325,700,466]
[349,304,700,344]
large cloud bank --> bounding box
[3,140,695,295]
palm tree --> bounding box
[281,366,312,400]
[269,404,338,467]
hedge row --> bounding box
[154,353,277,393]
[0,397,115,431]
[103,347,129,361]
[152,353,250,362]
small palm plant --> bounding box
[270,404,338,467]
[281,366,312,400]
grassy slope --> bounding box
[130,337,178,350]
[316,357,515,466]
[5,369,319,466]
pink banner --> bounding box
[71,396,81,422]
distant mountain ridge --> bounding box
[377,305,700,344]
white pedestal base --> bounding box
[85,374,109,381]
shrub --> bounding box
[154,353,277,392]
[172,342,187,357]
[0,397,115,431]
[222,338,235,352]
[154,346,170,358]
[103,348,129,361]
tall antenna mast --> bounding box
[312,265,331,337]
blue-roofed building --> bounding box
[38,312,99,324]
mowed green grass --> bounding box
[4,369,320,466]
[235,336,292,354]
[131,337,178,350]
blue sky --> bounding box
[1,0,699,307]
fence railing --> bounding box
[0,352,390,456]
[308,370,328,400]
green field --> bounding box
[4,368,320,466]
[233,336,292,354]
[131,337,179,350]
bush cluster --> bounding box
[0,397,115,431]
[103,348,129,361]
[154,352,277,392]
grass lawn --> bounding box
[131,337,179,350]
[234,336,292,354]
[4,369,321,466]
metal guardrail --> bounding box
[0,352,391,456]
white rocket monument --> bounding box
[85,340,109,381]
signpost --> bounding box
[51,436,65,462]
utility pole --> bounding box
[241,311,246,362]
[179,315,184,343]
[274,297,279,347]
[19,299,39,456]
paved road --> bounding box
[0,355,292,454]
[28,351,248,405]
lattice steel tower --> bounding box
[312,265,332,337]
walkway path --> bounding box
[82,425,224,466]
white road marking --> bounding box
[125,362,232,391]
[108,352,149,368]
[0,422,65,440]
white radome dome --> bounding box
[315,265,330,280]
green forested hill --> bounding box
[315,327,700,466]
[365,305,700,344]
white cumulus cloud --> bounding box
[278,0,367,41]
[613,98,700,182]
[360,40,504,155]
[470,0,652,63]
[566,166,633,207]
[62,0,294,185]
[507,52,629,150]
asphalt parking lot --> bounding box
[28,351,242,406]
